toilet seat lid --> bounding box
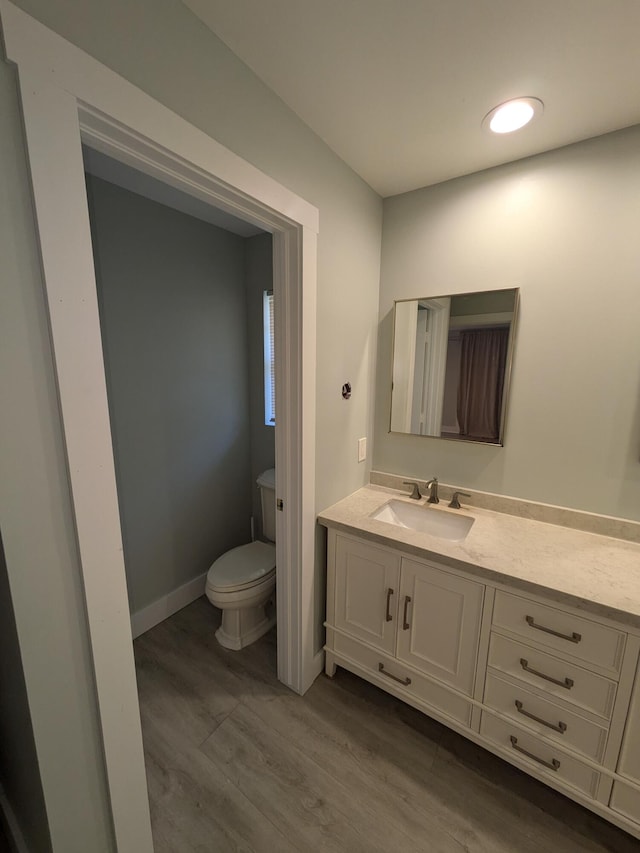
[206,541,276,589]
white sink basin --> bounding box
[370,499,474,542]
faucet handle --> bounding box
[448,491,471,509]
[403,481,422,500]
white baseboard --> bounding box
[0,784,29,853]
[130,572,208,639]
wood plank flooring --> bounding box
[134,598,638,852]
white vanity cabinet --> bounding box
[326,531,485,728]
[611,660,640,823]
[480,590,630,803]
[322,524,640,841]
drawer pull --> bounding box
[509,735,560,771]
[378,662,411,686]
[525,615,581,644]
[385,588,394,622]
[403,595,412,630]
[520,658,574,689]
[515,700,567,733]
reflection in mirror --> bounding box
[390,288,519,445]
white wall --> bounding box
[375,126,640,521]
[0,61,115,852]
[0,1,382,849]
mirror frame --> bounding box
[389,287,520,446]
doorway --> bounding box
[84,147,275,637]
[2,6,320,849]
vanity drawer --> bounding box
[480,712,601,798]
[484,671,609,762]
[488,633,617,720]
[333,632,472,726]
[492,591,626,675]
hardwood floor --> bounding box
[134,598,638,852]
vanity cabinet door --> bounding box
[610,782,640,825]
[396,558,484,695]
[616,660,640,784]
[334,536,400,654]
[610,659,640,823]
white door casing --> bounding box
[419,297,450,436]
[410,306,428,433]
[0,2,319,851]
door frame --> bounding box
[1,3,320,851]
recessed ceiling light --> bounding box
[483,97,544,134]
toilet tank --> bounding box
[257,468,276,542]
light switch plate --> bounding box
[358,437,367,462]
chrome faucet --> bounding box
[424,478,439,504]
[403,481,422,500]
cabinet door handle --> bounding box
[525,615,581,644]
[509,735,560,771]
[515,700,567,733]
[520,658,574,689]
[378,662,411,686]
[402,595,411,630]
[385,588,394,622]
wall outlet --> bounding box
[358,437,367,463]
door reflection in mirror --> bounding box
[390,288,519,445]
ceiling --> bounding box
[183,0,640,197]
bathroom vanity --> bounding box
[319,481,640,840]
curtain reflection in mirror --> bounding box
[456,327,509,441]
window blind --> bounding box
[263,290,275,425]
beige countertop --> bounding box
[318,485,640,630]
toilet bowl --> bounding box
[205,469,277,650]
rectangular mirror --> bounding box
[390,288,519,445]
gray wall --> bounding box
[87,174,253,613]
[0,536,52,853]
[0,3,381,847]
[245,233,276,538]
[375,126,640,521]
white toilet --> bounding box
[205,468,277,650]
